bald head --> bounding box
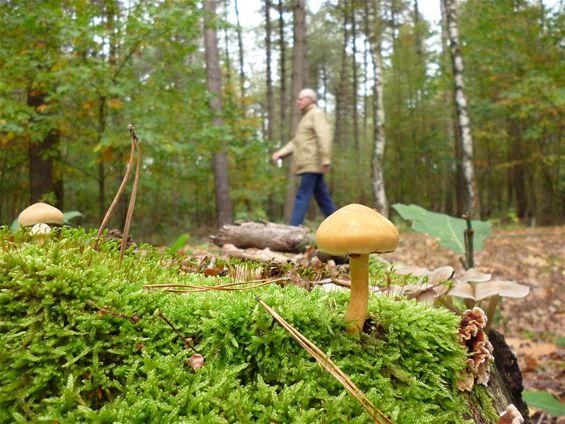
[298,88,317,102]
[297,88,318,111]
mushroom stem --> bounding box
[344,254,369,334]
[485,295,499,332]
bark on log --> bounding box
[488,329,529,423]
[221,243,294,264]
[210,221,313,253]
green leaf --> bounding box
[63,210,83,224]
[523,390,565,417]
[168,233,190,255]
[392,204,492,255]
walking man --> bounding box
[271,88,337,226]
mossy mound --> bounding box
[1,227,479,423]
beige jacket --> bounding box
[276,104,332,174]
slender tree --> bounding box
[203,0,233,226]
[367,0,389,216]
[233,0,246,101]
[284,0,307,222]
[439,0,457,215]
[265,0,275,142]
[442,0,480,217]
[350,1,359,150]
[278,0,288,145]
[334,2,349,147]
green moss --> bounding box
[0,227,490,423]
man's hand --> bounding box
[320,164,330,173]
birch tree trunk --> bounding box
[265,0,275,142]
[442,0,480,217]
[439,0,457,215]
[284,0,307,223]
[203,0,233,227]
[368,0,389,217]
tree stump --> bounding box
[210,221,313,253]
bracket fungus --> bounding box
[18,202,64,235]
[315,203,399,334]
[457,307,494,391]
[448,268,529,330]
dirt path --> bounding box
[382,226,565,404]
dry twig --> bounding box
[256,297,393,424]
[144,277,288,293]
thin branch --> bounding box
[87,299,140,324]
[120,124,141,259]
[93,128,136,249]
[155,309,199,353]
[145,278,287,293]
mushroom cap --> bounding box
[315,203,399,256]
[448,280,530,301]
[18,203,64,227]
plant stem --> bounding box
[462,213,474,269]
[344,254,369,335]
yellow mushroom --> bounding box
[315,204,399,334]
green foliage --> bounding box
[392,204,492,255]
[523,390,565,417]
[0,227,480,423]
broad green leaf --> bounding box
[392,204,492,255]
[523,390,565,417]
[63,211,83,224]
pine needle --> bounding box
[256,297,393,424]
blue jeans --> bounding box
[290,173,337,226]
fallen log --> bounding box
[220,243,294,264]
[210,221,313,253]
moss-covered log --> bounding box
[0,227,528,423]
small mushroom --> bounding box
[188,353,205,370]
[315,203,399,334]
[497,404,524,424]
[18,203,64,228]
[393,265,455,304]
[448,269,529,330]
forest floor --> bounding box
[381,225,565,410]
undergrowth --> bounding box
[0,227,478,423]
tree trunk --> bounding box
[284,0,307,223]
[442,0,480,217]
[439,0,457,216]
[508,118,528,220]
[350,1,359,151]
[278,0,288,146]
[211,221,312,253]
[367,0,389,217]
[222,0,233,86]
[234,0,246,103]
[265,0,275,142]
[27,87,59,207]
[334,2,349,147]
[203,0,233,227]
